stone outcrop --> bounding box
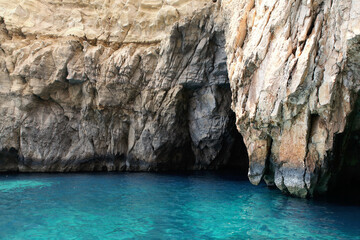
[0,0,359,197]
[0,1,246,172]
[223,0,360,197]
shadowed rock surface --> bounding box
[0,3,247,172]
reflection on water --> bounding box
[0,172,359,239]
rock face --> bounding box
[223,0,360,197]
[0,0,359,197]
[0,1,246,172]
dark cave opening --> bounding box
[222,128,249,176]
[183,84,250,175]
[180,28,249,176]
[216,111,249,176]
[327,92,360,203]
[0,147,19,172]
[325,36,360,203]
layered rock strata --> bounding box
[0,0,359,197]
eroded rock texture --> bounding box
[0,0,359,197]
[224,0,360,197]
[0,1,246,172]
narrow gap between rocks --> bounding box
[326,92,360,203]
[219,126,249,176]
[216,110,249,176]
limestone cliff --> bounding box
[0,0,244,172]
[223,0,360,197]
[0,0,359,198]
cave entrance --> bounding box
[181,28,249,175]
[327,92,360,202]
[0,147,19,172]
[185,84,250,175]
[223,127,249,175]
[215,111,249,176]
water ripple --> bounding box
[0,173,359,239]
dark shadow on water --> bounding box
[314,192,360,206]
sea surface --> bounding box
[0,172,359,239]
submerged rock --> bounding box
[0,0,359,197]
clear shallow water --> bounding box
[0,172,359,240]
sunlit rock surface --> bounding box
[223,0,360,197]
[0,0,359,197]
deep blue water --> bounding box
[0,172,359,240]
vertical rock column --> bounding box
[223,0,360,197]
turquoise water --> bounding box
[0,173,359,239]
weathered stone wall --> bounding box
[223,0,360,197]
[0,2,244,172]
